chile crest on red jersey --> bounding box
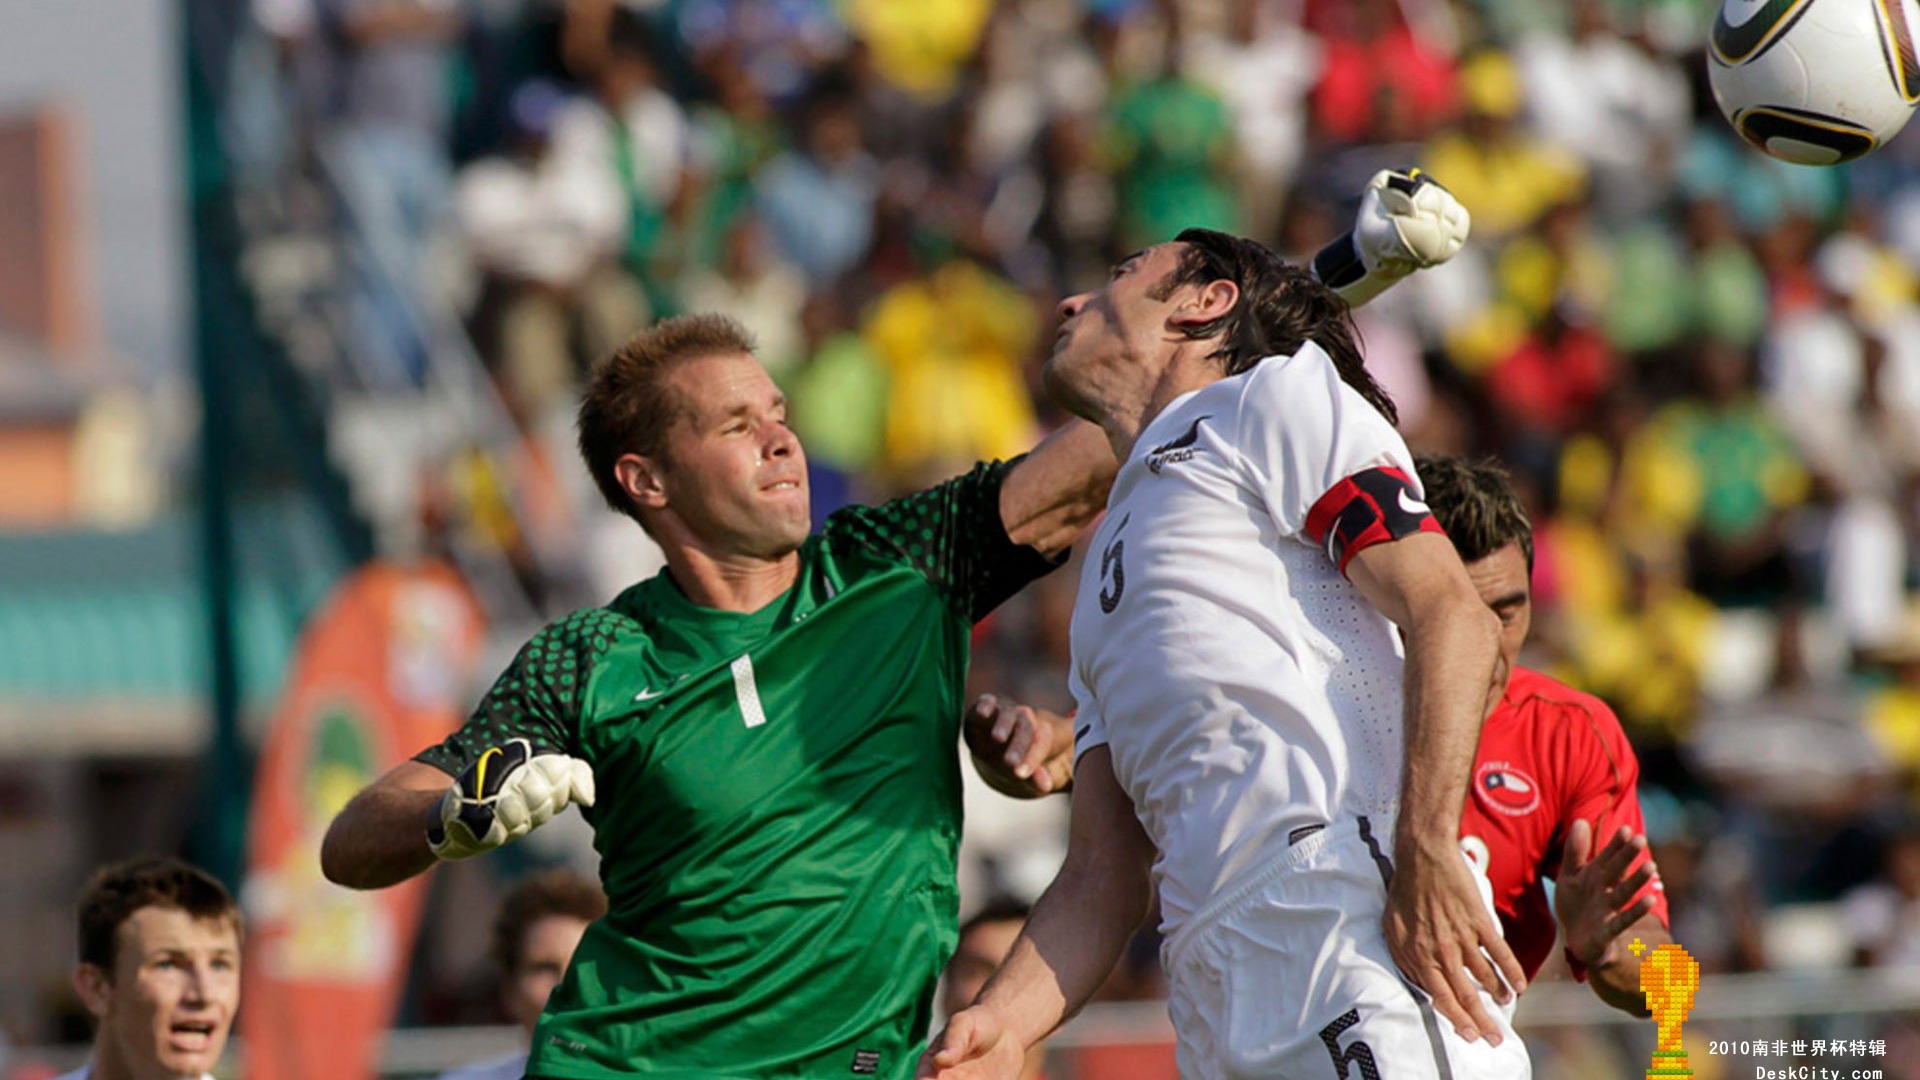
[1474,760,1542,817]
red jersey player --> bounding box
[1416,453,1671,1016]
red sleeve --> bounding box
[1555,695,1671,979]
[1302,466,1447,575]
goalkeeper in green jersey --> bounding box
[318,169,1459,1080]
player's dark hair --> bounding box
[577,313,759,525]
[1155,228,1396,426]
[956,897,1032,943]
[77,858,241,975]
[1414,454,1534,569]
[490,869,607,976]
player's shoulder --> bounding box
[1212,341,1376,429]
[524,601,648,663]
[821,459,1011,546]
[1502,667,1629,745]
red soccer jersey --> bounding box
[1458,667,1670,982]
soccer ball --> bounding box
[1707,0,1920,164]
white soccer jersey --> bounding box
[1069,343,1424,937]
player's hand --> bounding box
[1311,168,1471,306]
[427,738,596,860]
[916,1005,1026,1080]
[963,694,1075,798]
[1357,168,1470,271]
[1553,819,1660,969]
[1382,840,1526,1045]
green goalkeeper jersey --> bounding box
[416,462,1059,1080]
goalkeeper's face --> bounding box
[647,351,811,559]
[79,905,240,1080]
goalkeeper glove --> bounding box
[1310,168,1470,307]
[426,738,596,860]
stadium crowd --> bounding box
[16,0,1920,1073]
[254,0,1920,995]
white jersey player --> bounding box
[922,172,1533,1080]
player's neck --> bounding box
[1102,347,1223,460]
[660,545,801,613]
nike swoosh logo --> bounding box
[474,746,501,792]
[1398,490,1430,516]
[635,689,666,702]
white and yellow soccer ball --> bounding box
[1707,0,1920,164]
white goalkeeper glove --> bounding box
[426,737,596,860]
[1310,168,1470,307]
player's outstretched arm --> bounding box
[1310,168,1470,307]
[321,739,595,889]
[964,693,1075,798]
[918,747,1153,1079]
[1347,531,1522,1044]
[321,760,456,889]
[1555,819,1668,1016]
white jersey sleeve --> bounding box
[1223,342,1418,549]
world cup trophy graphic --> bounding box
[1638,941,1701,1079]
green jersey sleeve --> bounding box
[825,457,1064,623]
[413,608,628,775]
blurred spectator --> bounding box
[842,0,992,105]
[322,0,466,283]
[58,859,242,1080]
[861,258,1039,487]
[560,13,693,305]
[1513,0,1687,220]
[1185,0,1321,241]
[754,70,879,283]
[787,292,888,517]
[1102,28,1236,248]
[1309,0,1457,145]
[1424,49,1583,242]
[677,214,807,378]
[1842,826,1920,969]
[435,870,605,1080]
[457,80,643,416]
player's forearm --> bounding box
[1395,592,1500,857]
[1000,421,1116,558]
[320,783,441,889]
[975,851,1152,1045]
[1585,920,1667,1017]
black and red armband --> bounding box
[1303,466,1446,575]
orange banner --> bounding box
[240,562,486,1080]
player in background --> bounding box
[319,171,1450,1079]
[926,174,1535,1080]
[435,870,607,1080]
[57,859,242,1080]
[1416,454,1671,1015]
[941,901,1049,1080]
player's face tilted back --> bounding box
[615,349,812,561]
[1042,243,1201,421]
